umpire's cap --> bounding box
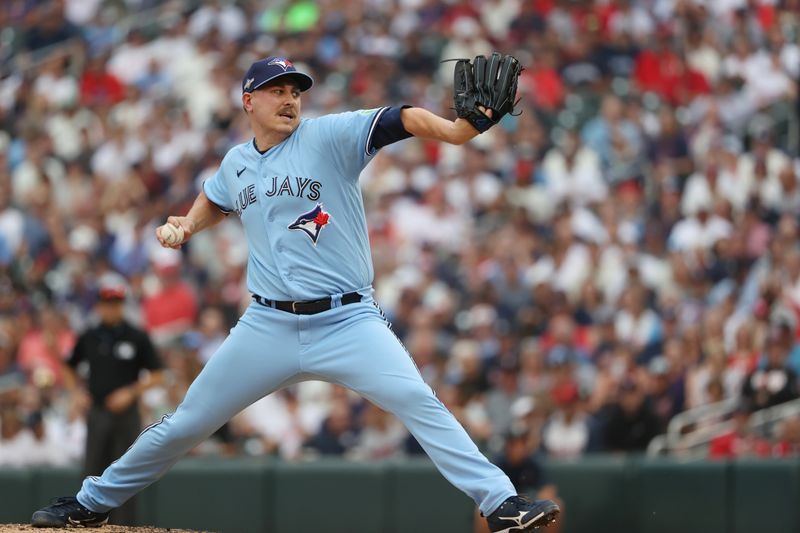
[242,57,313,93]
[97,272,128,301]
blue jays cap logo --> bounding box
[268,57,293,70]
[288,204,331,245]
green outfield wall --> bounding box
[1,456,798,533]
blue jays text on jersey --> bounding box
[234,184,256,214]
[203,107,389,301]
[264,176,322,200]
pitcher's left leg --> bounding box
[308,308,515,516]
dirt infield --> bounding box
[0,526,210,532]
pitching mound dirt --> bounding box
[0,526,211,532]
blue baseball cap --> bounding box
[242,56,314,93]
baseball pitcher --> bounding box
[32,54,559,533]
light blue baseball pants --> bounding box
[77,295,516,515]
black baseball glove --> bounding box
[453,52,522,133]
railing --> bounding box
[648,397,800,456]
[751,397,800,433]
[647,397,738,456]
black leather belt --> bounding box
[252,292,362,315]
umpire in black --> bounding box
[65,273,164,525]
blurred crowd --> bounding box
[1,0,800,469]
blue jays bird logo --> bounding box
[268,57,293,71]
[288,204,330,244]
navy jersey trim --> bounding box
[252,138,268,155]
[365,106,390,157]
[369,105,414,155]
[202,179,232,215]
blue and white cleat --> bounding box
[486,495,560,532]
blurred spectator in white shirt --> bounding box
[540,130,607,208]
[33,56,78,109]
[615,285,662,353]
[542,381,589,458]
[236,388,325,460]
[187,0,248,43]
[349,403,408,460]
[107,30,154,87]
[437,17,493,84]
[669,200,734,252]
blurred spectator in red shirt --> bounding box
[17,306,76,388]
[79,55,125,107]
[634,28,711,106]
[772,416,800,457]
[521,48,564,113]
[142,249,198,345]
[633,25,676,92]
[709,402,772,459]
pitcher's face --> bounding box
[243,79,302,136]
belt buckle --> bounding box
[292,301,299,313]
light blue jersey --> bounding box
[203,108,389,300]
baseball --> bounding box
[159,223,185,245]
